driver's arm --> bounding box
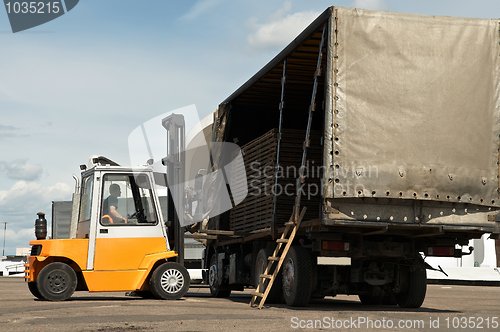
[110,206,127,223]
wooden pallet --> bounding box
[229,128,322,233]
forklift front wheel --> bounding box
[36,262,77,301]
[149,262,190,300]
[28,282,44,300]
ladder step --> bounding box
[260,274,272,279]
[276,239,289,243]
[252,292,264,297]
[268,256,280,261]
[284,221,295,227]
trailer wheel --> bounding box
[36,262,77,301]
[149,262,190,300]
[395,256,427,308]
[208,254,231,298]
[282,246,312,307]
[255,248,282,303]
[28,282,44,300]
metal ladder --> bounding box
[249,23,327,309]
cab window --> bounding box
[79,174,94,222]
[101,174,158,226]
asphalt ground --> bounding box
[0,277,499,331]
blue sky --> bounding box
[1,0,500,254]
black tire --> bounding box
[395,256,427,308]
[28,281,44,300]
[36,262,77,301]
[282,246,312,307]
[255,248,282,303]
[208,254,231,298]
[149,262,190,300]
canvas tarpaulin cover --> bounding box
[328,7,500,207]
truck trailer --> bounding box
[193,6,500,308]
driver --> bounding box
[102,183,127,224]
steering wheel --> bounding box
[128,208,145,220]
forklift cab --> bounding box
[77,165,170,272]
[25,160,190,301]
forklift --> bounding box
[25,114,191,301]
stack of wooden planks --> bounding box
[229,128,322,233]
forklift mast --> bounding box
[162,114,185,265]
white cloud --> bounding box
[0,180,72,214]
[0,180,72,254]
[353,0,388,10]
[247,2,320,51]
[180,0,222,21]
[0,160,43,181]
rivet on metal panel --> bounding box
[357,190,362,195]
[386,191,390,196]
[482,177,487,185]
[399,192,403,197]
[447,195,451,200]
[413,193,417,198]
[355,168,363,177]
[335,151,339,155]
[371,191,376,196]
[480,198,484,203]
[457,196,461,201]
[448,174,454,181]
[398,170,405,177]
[363,215,368,219]
[343,191,347,196]
[389,216,394,221]
[424,193,429,198]
[436,194,440,199]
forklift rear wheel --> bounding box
[36,262,77,301]
[149,262,190,300]
[28,281,44,300]
[208,254,231,298]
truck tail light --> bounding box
[322,241,349,251]
[427,246,455,257]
